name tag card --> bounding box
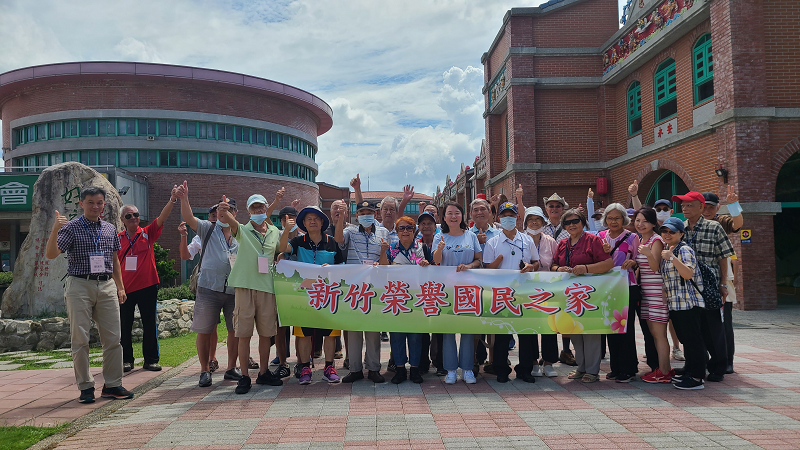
[228,253,237,267]
[257,255,271,273]
[89,252,105,273]
[125,256,137,271]
[361,259,375,265]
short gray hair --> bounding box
[470,198,491,212]
[120,204,137,216]
[601,203,631,226]
[381,196,399,211]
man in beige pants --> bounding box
[46,186,134,404]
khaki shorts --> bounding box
[233,288,278,338]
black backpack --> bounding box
[672,242,723,310]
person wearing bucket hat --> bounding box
[334,198,389,383]
[484,202,540,383]
[521,205,560,377]
[216,192,284,394]
[540,192,577,365]
[175,182,244,387]
[672,191,735,382]
[277,206,343,385]
[658,217,707,390]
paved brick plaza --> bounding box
[9,307,800,450]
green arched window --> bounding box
[627,81,642,136]
[645,170,688,218]
[693,34,714,104]
[654,59,677,122]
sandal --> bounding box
[208,359,219,373]
[581,373,600,383]
[568,370,585,380]
[248,357,259,370]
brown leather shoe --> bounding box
[559,350,577,366]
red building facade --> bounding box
[436,0,800,310]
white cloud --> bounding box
[1,0,625,190]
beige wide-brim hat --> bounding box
[542,193,569,208]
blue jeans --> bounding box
[390,332,422,367]
[443,333,474,371]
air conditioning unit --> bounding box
[146,136,155,141]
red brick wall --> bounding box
[763,0,800,106]
[531,0,618,48]
[139,172,318,279]
[509,85,536,164]
[533,56,604,78]
[1,78,322,146]
[534,89,599,163]
[488,26,510,81]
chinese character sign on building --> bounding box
[0,176,38,211]
[274,261,630,334]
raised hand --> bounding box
[419,201,427,212]
[437,238,445,252]
[218,195,230,214]
[274,187,286,203]
[602,240,612,254]
[403,184,415,202]
[350,173,361,189]
[638,244,652,256]
[490,193,500,205]
[286,217,296,231]
[291,199,300,209]
[170,184,179,202]
[661,249,673,261]
[380,238,390,253]
[178,222,188,236]
[628,180,639,196]
[587,188,594,199]
[52,210,68,232]
[335,200,347,223]
[726,185,739,204]
[578,204,586,215]
[477,231,487,245]
[515,184,524,203]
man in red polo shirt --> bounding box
[118,186,179,372]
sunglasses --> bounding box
[660,229,678,235]
[397,225,415,232]
[655,207,670,212]
[124,212,140,219]
[563,218,582,226]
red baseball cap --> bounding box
[671,191,705,205]
[476,194,487,200]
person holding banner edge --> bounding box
[483,202,540,383]
[217,193,284,394]
[551,208,614,383]
[432,202,482,385]
[278,206,344,385]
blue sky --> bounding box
[0,0,627,196]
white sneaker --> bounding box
[445,370,457,384]
[672,347,685,361]
[531,365,543,377]
[463,370,477,384]
[543,365,558,377]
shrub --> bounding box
[154,243,179,286]
[157,284,195,301]
[0,272,12,285]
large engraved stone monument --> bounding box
[1,163,122,318]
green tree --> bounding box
[154,243,179,286]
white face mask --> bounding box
[594,219,606,230]
[499,216,517,231]
[526,227,543,235]
[656,211,671,222]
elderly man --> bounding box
[118,185,179,373]
[673,191,735,382]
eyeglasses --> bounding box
[397,225,415,232]
[605,216,623,222]
[124,212,140,219]
[563,218,582,226]
[655,207,670,212]
[660,229,678,235]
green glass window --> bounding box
[118,119,134,135]
[79,120,97,137]
[98,119,115,136]
[63,151,79,162]
[198,152,212,168]
[223,125,234,141]
[37,124,47,140]
[65,121,78,137]
[119,150,135,166]
[139,150,158,167]
[160,120,177,137]
[98,150,116,166]
[654,59,677,122]
[49,122,62,139]
[138,119,156,136]
[693,34,714,104]
[627,81,642,136]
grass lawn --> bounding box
[0,424,68,450]
[0,319,228,370]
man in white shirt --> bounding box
[484,202,540,383]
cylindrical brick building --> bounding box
[0,61,333,280]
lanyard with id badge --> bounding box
[123,231,141,271]
[251,228,272,273]
[81,217,107,274]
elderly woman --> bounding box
[551,208,614,383]
[381,216,429,384]
[523,206,560,378]
[599,203,644,383]
[635,208,673,383]
[659,217,706,390]
[433,202,482,384]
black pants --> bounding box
[701,306,728,376]
[269,327,291,357]
[723,302,735,366]
[607,286,642,375]
[431,333,443,370]
[493,333,560,376]
[670,307,707,380]
[120,284,159,365]
[419,333,432,369]
[475,334,488,364]
[562,336,571,352]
